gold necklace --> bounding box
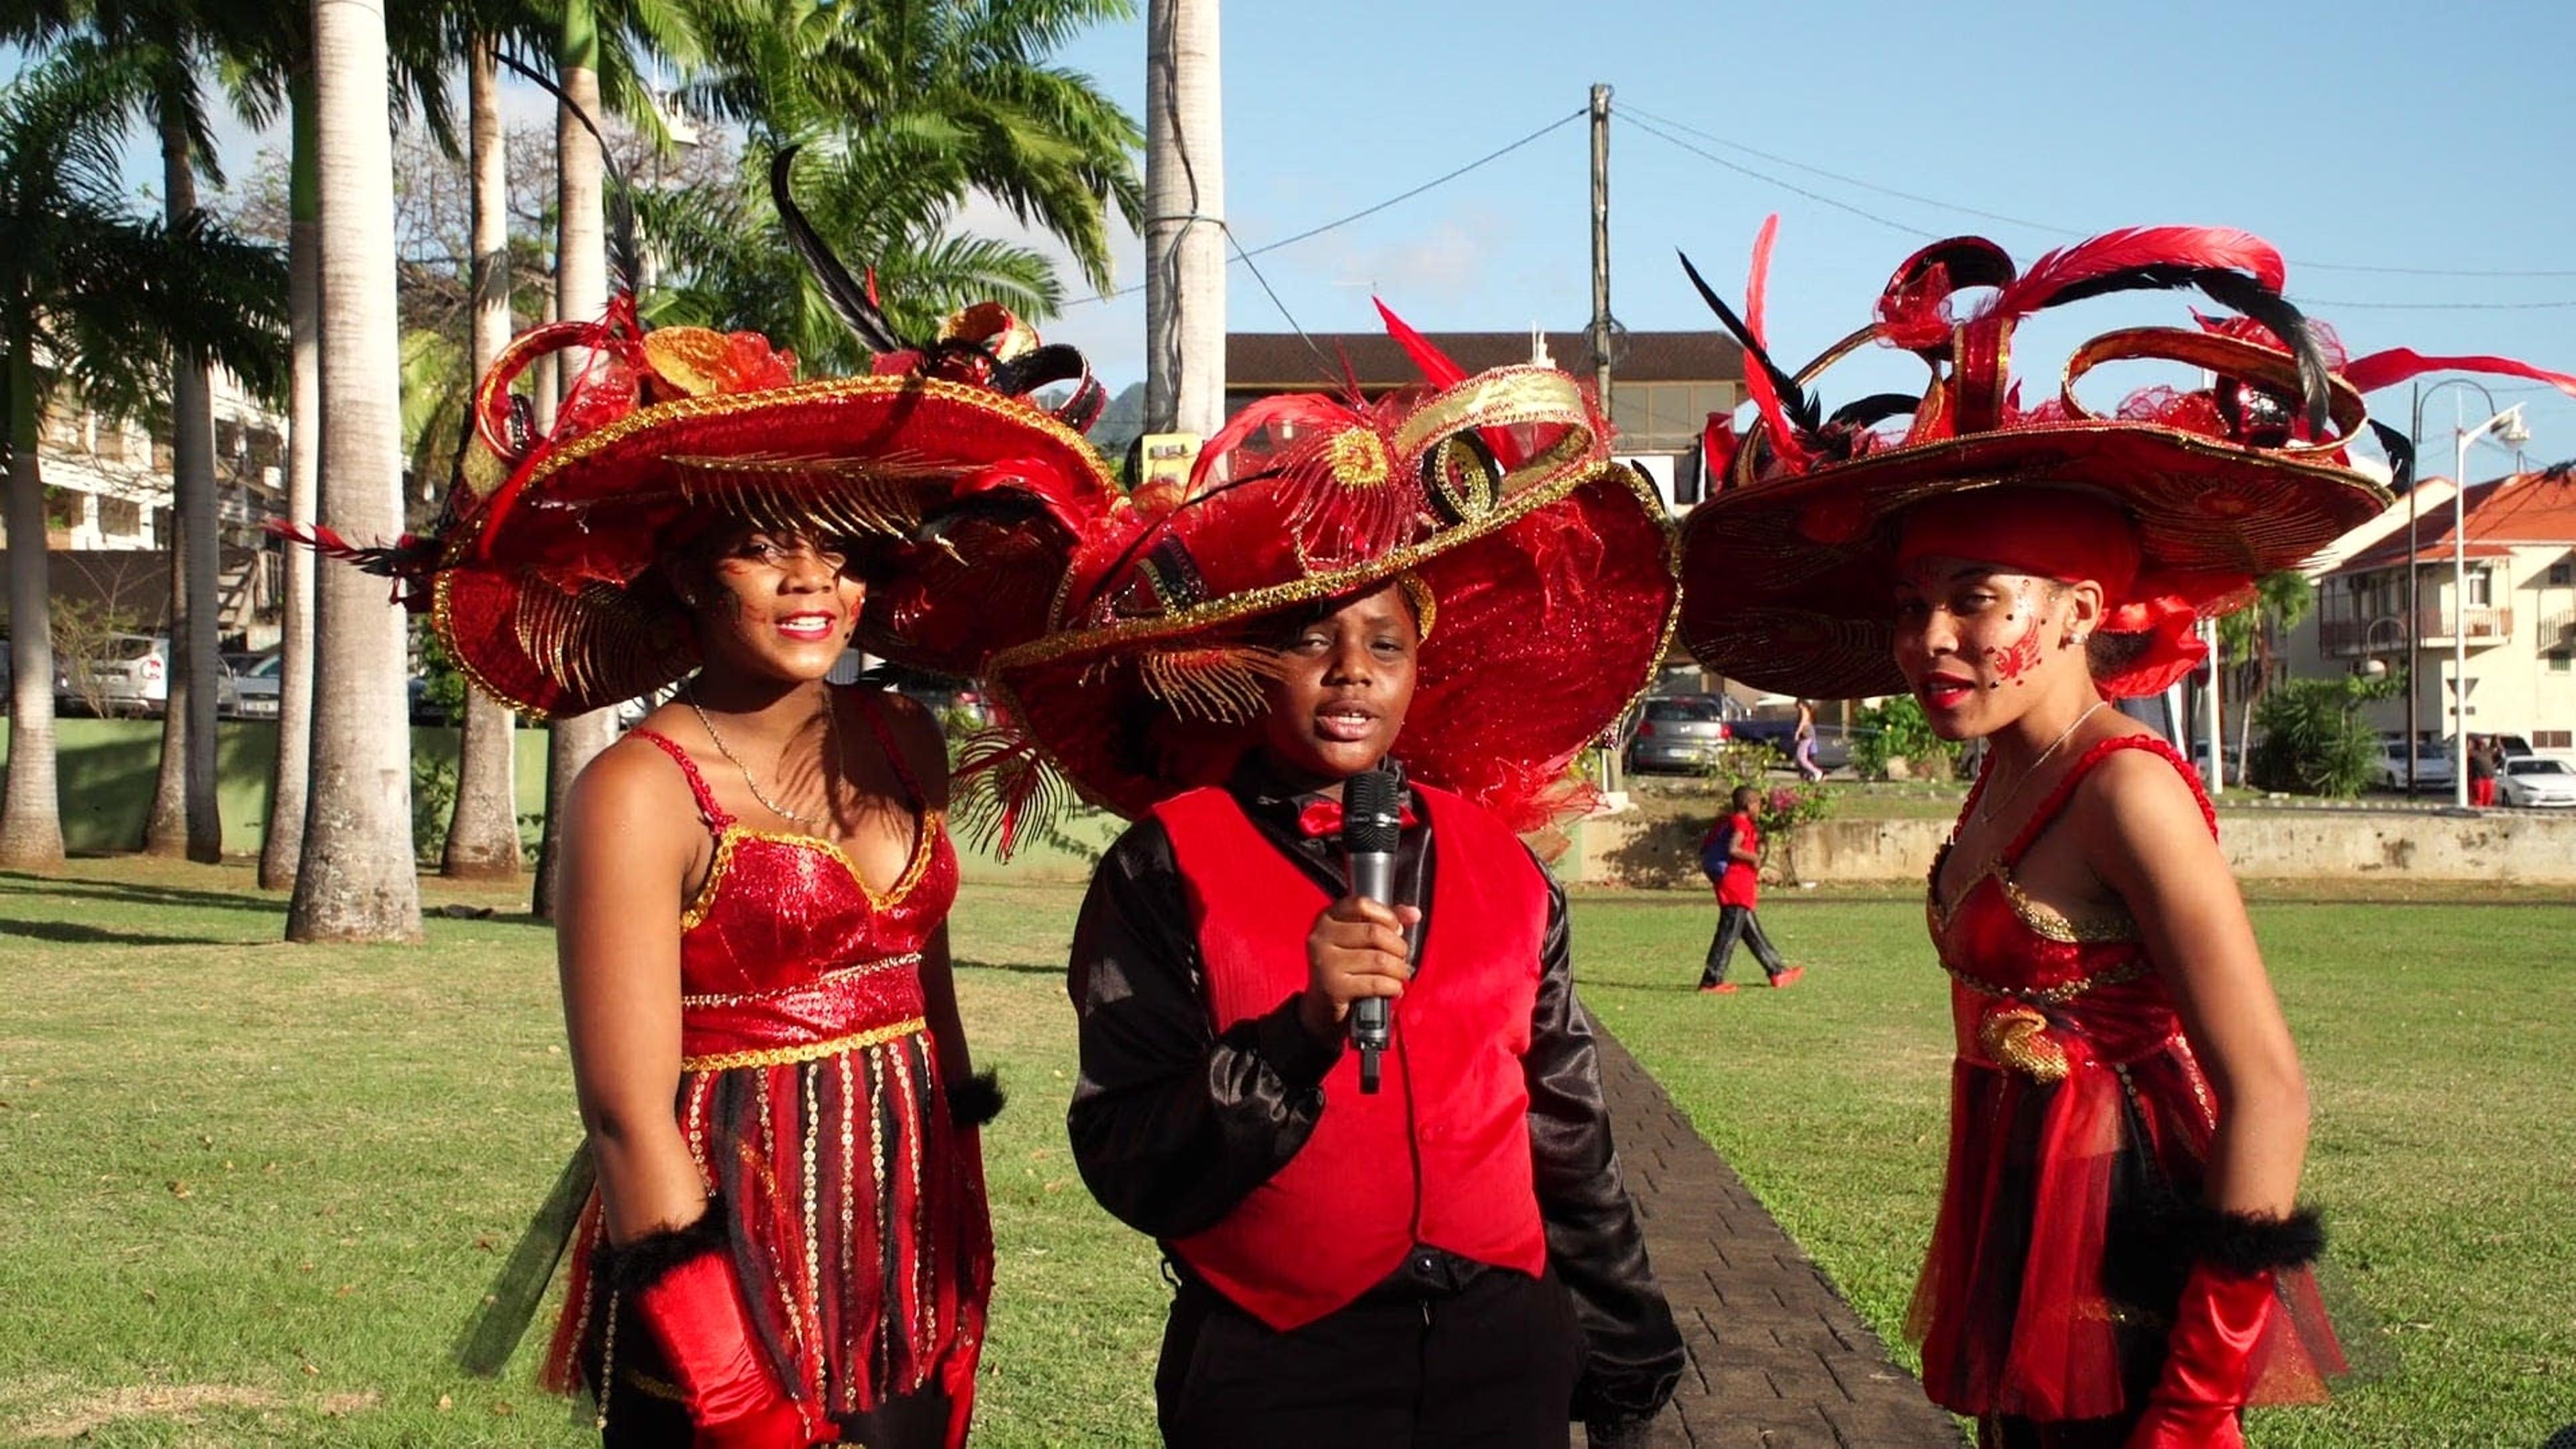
[687,682,840,828]
[1962,700,2108,839]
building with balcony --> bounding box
[0,372,288,645]
[2288,468,2576,750]
[1224,328,1745,513]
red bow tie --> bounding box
[1296,797,1419,839]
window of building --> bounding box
[2551,651,2573,675]
[2550,559,2573,586]
[2538,730,2574,749]
[2466,567,2493,607]
[98,496,141,536]
[44,486,87,529]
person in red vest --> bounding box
[1697,786,1805,994]
[969,348,1686,1448]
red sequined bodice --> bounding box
[545,697,987,1428]
[1925,734,2211,1081]
[631,713,960,1071]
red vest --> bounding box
[1152,782,1552,1330]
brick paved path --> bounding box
[1589,1030,1962,1449]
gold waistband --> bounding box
[680,1016,926,1073]
[680,953,923,1009]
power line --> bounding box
[1624,100,2576,282]
[1067,108,1585,307]
[1618,112,1939,241]
[1622,103,2074,238]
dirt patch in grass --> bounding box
[9,1382,285,1440]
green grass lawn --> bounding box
[3,862,2570,1446]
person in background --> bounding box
[2467,735,2499,808]
[1697,786,1804,994]
[1792,698,1827,782]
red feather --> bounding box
[2340,347,2576,400]
[1735,216,1812,470]
[1985,226,2287,319]
[1374,299,1465,390]
[1373,298,1527,466]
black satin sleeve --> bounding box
[1524,865,1686,1426]
[1065,818,1344,1241]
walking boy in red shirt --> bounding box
[1697,786,1804,994]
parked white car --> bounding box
[2498,756,2576,808]
[2374,736,2455,792]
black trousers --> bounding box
[1155,1267,1581,1449]
[1700,903,1786,985]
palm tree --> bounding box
[239,0,452,888]
[681,0,1143,290]
[642,138,1064,373]
[256,55,317,889]
[2219,570,2316,788]
[0,49,284,871]
[286,0,422,943]
[645,0,1142,374]
[441,30,524,881]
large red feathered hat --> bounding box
[965,308,1678,849]
[1676,219,2576,700]
[299,149,1119,718]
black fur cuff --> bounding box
[599,1197,731,1297]
[2178,1202,2325,1274]
[947,1071,1006,1128]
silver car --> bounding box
[225,651,280,718]
[1624,696,1735,773]
[2498,757,2576,808]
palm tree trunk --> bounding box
[532,1,618,920]
[1,330,65,871]
[288,0,422,943]
[144,103,223,862]
[443,34,521,881]
[260,62,319,891]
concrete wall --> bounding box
[1569,806,2576,886]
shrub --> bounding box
[2247,673,2400,798]
[1852,694,1955,781]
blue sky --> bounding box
[71,0,2576,475]
[1032,0,2576,475]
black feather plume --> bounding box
[2369,420,2417,492]
[493,50,641,305]
[1676,250,1825,437]
[2019,262,2329,434]
[769,144,908,356]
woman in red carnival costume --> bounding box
[299,158,1120,1447]
[1676,218,2576,1447]
[966,311,1686,1448]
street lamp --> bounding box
[2409,379,2502,800]
[2450,401,2529,808]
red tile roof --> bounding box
[2333,471,2576,573]
[1226,330,1744,392]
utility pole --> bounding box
[1588,84,1614,425]
[1144,0,1226,441]
[1589,84,1625,797]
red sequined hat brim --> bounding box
[987,463,1679,826]
[434,375,1117,719]
[1678,420,2389,701]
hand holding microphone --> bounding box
[1298,769,1410,1092]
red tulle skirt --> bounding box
[543,1027,991,1443]
[1909,1020,2344,1424]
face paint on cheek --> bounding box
[1986,586,2045,686]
